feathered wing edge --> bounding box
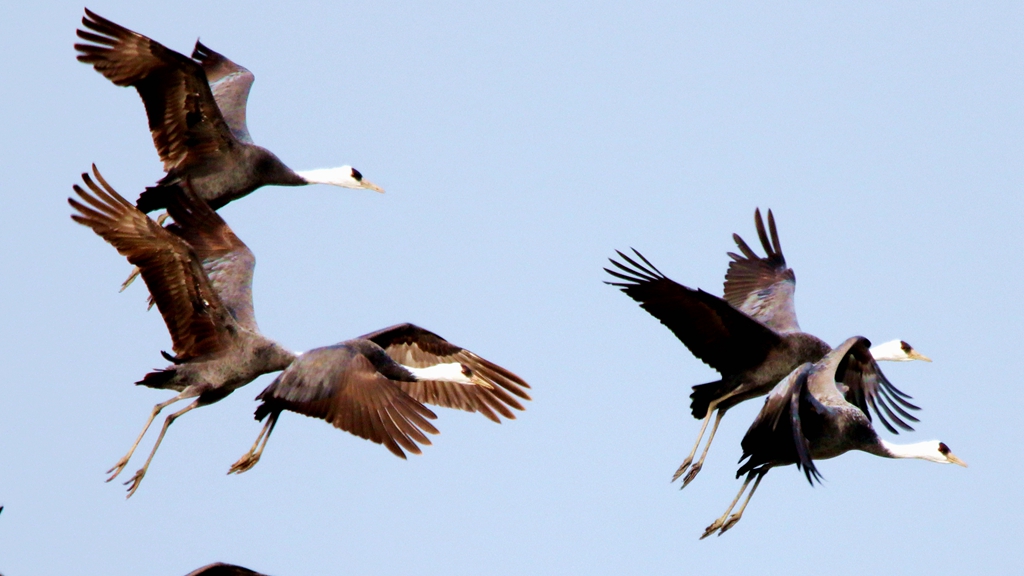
[361,323,531,423]
[69,165,231,361]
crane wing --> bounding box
[69,166,232,361]
[738,363,825,485]
[191,41,255,144]
[163,181,257,332]
[827,337,920,434]
[253,344,439,459]
[723,209,801,334]
[75,9,238,174]
[605,249,782,377]
[361,323,531,422]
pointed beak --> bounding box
[361,179,385,194]
[947,453,968,468]
[908,349,932,362]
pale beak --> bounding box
[947,453,968,468]
[908,349,932,362]
[361,179,385,194]
[470,374,495,390]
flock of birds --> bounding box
[63,8,965,569]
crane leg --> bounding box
[701,470,754,539]
[228,412,279,475]
[123,399,199,498]
[106,393,189,482]
[719,469,768,535]
[671,401,718,483]
[681,408,727,488]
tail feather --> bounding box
[135,182,181,214]
[689,380,725,419]
[136,368,177,389]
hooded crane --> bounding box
[74,8,383,215]
[70,167,529,497]
[701,336,966,538]
[605,209,930,488]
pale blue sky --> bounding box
[1,2,1021,574]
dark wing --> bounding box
[361,323,531,423]
[191,41,255,144]
[164,181,257,331]
[605,249,783,376]
[69,166,232,360]
[254,344,439,459]
[723,209,801,334]
[184,564,264,576]
[825,337,920,434]
[75,9,238,173]
[738,363,825,485]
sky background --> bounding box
[1,1,1021,574]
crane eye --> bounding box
[351,168,363,182]
[938,442,951,455]
[461,365,473,377]
[900,341,912,352]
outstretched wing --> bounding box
[254,344,439,459]
[828,337,920,434]
[191,40,255,144]
[163,181,257,331]
[361,323,531,423]
[69,166,232,360]
[75,9,238,173]
[605,249,782,377]
[723,208,801,334]
[738,363,825,485]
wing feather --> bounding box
[254,345,439,458]
[191,40,255,144]
[163,182,257,331]
[69,166,231,360]
[362,323,531,422]
[75,9,237,172]
[723,209,801,333]
[605,249,782,376]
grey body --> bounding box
[74,11,346,213]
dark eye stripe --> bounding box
[901,341,912,352]
[351,168,363,182]
[938,442,950,455]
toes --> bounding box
[680,464,702,488]
[719,515,740,534]
[671,457,693,482]
[700,520,722,540]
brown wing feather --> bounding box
[723,209,801,333]
[75,9,237,172]
[361,323,532,422]
[830,338,921,435]
[256,347,439,458]
[191,40,254,144]
[69,166,231,360]
[605,249,782,376]
[163,182,257,331]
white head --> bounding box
[880,439,967,466]
[869,339,931,362]
[295,166,385,193]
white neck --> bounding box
[403,363,473,385]
[295,167,356,187]
[878,439,945,463]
